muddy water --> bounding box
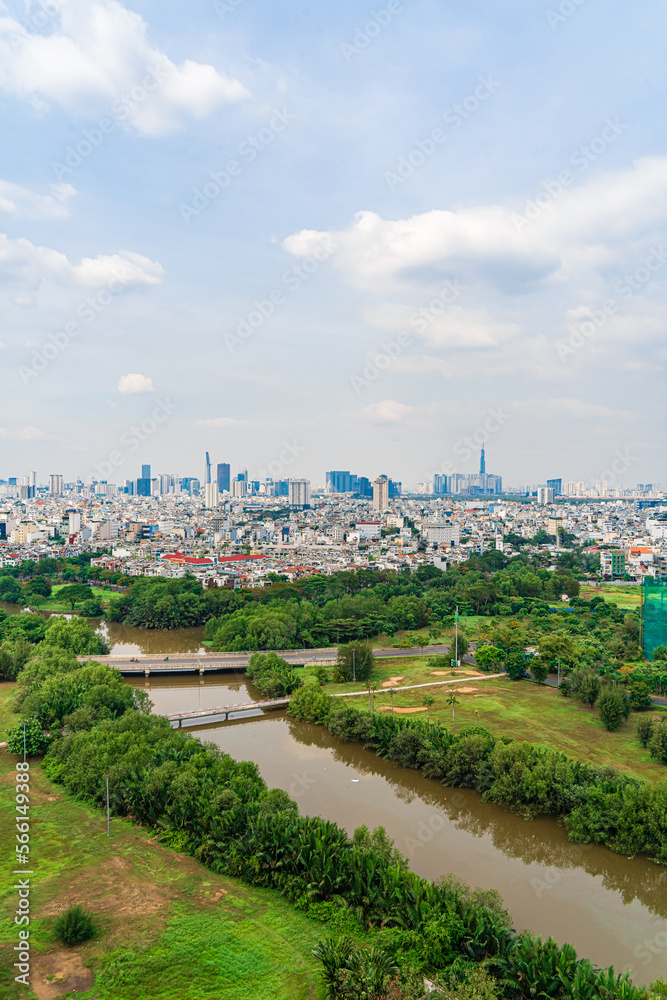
[128,674,667,985]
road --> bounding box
[78,644,473,674]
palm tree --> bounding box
[422,694,435,723]
[446,692,459,730]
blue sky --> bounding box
[0,0,665,488]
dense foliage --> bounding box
[53,904,96,946]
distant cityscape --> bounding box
[0,445,663,506]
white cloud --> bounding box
[283,157,667,293]
[0,0,249,136]
[363,302,519,349]
[359,400,414,424]
[196,417,245,427]
[0,233,164,289]
[0,425,54,440]
[117,372,155,394]
[0,180,76,219]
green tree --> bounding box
[42,616,108,655]
[505,650,528,681]
[571,666,601,708]
[336,641,373,682]
[474,645,503,673]
[530,658,549,684]
[597,684,631,731]
[649,721,667,764]
[0,576,22,603]
[6,718,50,756]
[629,681,653,711]
[423,693,435,723]
[58,584,94,611]
[23,576,52,603]
[653,645,667,662]
[287,682,332,723]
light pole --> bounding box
[352,648,356,683]
[557,657,561,688]
[23,721,26,763]
[105,774,110,837]
[455,605,459,668]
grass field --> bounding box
[581,585,642,610]
[0,684,328,1000]
[336,667,666,783]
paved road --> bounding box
[79,644,473,673]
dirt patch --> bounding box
[430,669,482,677]
[40,854,166,924]
[378,706,427,714]
[381,676,405,688]
[31,948,94,1000]
[454,686,479,694]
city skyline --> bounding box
[0,1,664,486]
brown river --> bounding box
[125,672,667,986]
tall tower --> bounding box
[480,445,486,475]
[204,452,212,486]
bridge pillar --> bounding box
[199,668,204,675]
[144,669,150,677]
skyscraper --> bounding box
[49,474,63,496]
[289,479,311,508]
[204,452,212,486]
[373,475,389,511]
[141,464,151,480]
[480,446,485,475]
[217,462,230,492]
[204,482,219,508]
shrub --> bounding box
[53,904,96,945]
[6,718,50,756]
[559,678,573,698]
[637,716,655,748]
[597,685,631,731]
[649,721,667,765]
[287,682,332,724]
[530,659,549,684]
[629,681,653,711]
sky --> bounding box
[0,0,665,490]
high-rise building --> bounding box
[433,474,448,494]
[204,452,212,486]
[217,463,230,493]
[373,475,389,511]
[326,471,353,493]
[231,478,247,498]
[537,487,555,505]
[141,464,151,480]
[289,479,311,508]
[204,482,219,508]
[136,476,151,496]
[49,474,63,496]
[547,478,562,496]
[480,446,485,475]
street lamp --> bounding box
[105,774,110,837]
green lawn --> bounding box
[581,585,642,610]
[342,676,666,783]
[0,686,327,1000]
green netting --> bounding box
[644,578,667,660]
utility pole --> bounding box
[557,657,561,688]
[352,648,356,683]
[105,774,110,837]
[23,721,26,763]
[455,606,459,668]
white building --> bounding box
[204,483,219,509]
[373,475,389,511]
[289,479,311,508]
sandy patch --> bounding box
[381,676,405,688]
[378,706,427,714]
[31,949,94,1000]
[454,686,479,694]
[40,854,165,924]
